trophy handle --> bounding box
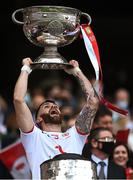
[12,8,24,25]
[64,12,91,36]
[81,12,92,25]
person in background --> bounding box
[0,95,8,136]
[112,88,131,122]
[82,127,126,179]
[30,87,46,121]
[60,104,76,132]
[13,57,99,179]
[47,83,77,109]
[92,104,113,132]
[112,142,133,179]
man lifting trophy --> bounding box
[12,5,100,179]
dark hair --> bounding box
[35,99,57,119]
[88,127,112,142]
[82,127,112,158]
[113,142,130,158]
[111,142,132,167]
[94,104,112,124]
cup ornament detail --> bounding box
[12,6,91,69]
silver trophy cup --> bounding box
[40,153,97,179]
[12,6,91,69]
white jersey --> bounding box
[21,125,88,179]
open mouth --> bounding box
[118,158,125,162]
[50,109,59,116]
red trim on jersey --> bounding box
[22,125,34,133]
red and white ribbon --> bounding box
[80,24,128,116]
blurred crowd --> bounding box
[0,76,133,179]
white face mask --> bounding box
[116,100,128,109]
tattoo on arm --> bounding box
[77,77,90,99]
[75,83,98,133]
[76,105,97,133]
[75,72,99,133]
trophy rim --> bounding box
[23,5,81,13]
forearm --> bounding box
[75,70,94,99]
[13,63,34,132]
[65,60,99,133]
[76,99,98,133]
[14,71,29,102]
[75,70,99,133]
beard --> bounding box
[41,112,62,125]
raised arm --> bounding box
[13,58,34,132]
[65,60,99,134]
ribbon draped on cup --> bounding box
[80,24,128,116]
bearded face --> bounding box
[37,101,62,125]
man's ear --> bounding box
[91,139,98,148]
[36,117,43,129]
[36,117,43,124]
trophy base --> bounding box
[31,62,73,70]
[30,46,73,70]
